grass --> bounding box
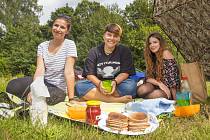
[0,77,210,140]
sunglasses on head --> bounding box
[57,14,71,20]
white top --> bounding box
[37,39,77,91]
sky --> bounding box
[37,0,134,25]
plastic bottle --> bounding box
[181,76,191,93]
[30,95,48,127]
[176,75,191,106]
[29,76,49,127]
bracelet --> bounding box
[112,79,118,85]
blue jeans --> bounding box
[75,78,137,98]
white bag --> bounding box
[30,76,50,126]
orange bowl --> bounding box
[174,104,200,117]
[67,106,86,121]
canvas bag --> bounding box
[180,62,208,103]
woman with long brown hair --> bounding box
[137,32,180,100]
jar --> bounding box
[86,100,101,125]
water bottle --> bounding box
[176,75,191,106]
[30,95,48,126]
[29,76,49,127]
[181,76,190,93]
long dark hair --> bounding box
[144,32,167,81]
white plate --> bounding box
[98,113,159,135]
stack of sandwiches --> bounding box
[106,112,150,132]
[128,112,150,132]
[106,112,128,131]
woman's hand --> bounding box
[110,80,117,95]
[98,81,115,95]
[158,82,170,98]
[99,81,108,95]
[27,92,32,104]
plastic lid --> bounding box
[181,75,188,80]
[86,100,101,106]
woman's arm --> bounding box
[114,73,129,85]
[146,78,160,86]
[27,56,45,103]
[33,56,45,80]
[87,75,101,88]
[64,57,76,100]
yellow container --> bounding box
[67,105,86,121]
[174,104,200,117]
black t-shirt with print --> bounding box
[83,43,135,80]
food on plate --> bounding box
[128,112,150,132]
[106,112,128,131]
[106,112,150,132]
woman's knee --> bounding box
[75,80,96,98]
[6,76,32,98]
[145,90,166,99]
[118,79,137,96]
[47,87,66,105]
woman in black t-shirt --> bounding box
[75,23,136,103]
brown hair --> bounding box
[104,23,122,37]
[52,14,71,31]
[144,32,167,81]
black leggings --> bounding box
[6,76,66,105]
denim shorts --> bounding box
[75,78,137,98]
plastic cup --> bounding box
[102,80,112,93]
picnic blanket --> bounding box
[125,98,176,116]
[0,92,160,135]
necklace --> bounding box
[104,47,114,55]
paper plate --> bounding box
[98,113,159,135]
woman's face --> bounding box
[103,31,120,49]
[148,37,160,53]
[52,19,69,39]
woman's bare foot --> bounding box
[117,95,132,103]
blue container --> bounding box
[176,91,191,106]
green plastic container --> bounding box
[102,80,112,93]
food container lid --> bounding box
[86,100,101,106]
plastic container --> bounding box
[30,96,48,126]
[176,75,191,106]
[86,100,101,125]
[181,76,190,92]
[67,105,86,121]
[102,80,112,93]
[174,104,200,117]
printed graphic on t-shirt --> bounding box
[97,61,120,79]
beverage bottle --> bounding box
[181,76,190,93]
[30,95,48,127]
[177,75,191,106]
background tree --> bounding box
[0,0,42,75]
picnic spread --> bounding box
[0,89,204,136]
[0,92,169,135]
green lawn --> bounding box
[0,77,210,140]
[207,81,210,95]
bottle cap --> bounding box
[86,100,101,106]
[181,75,188,80]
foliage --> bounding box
[0,0,42,76]
[0,0,185,75]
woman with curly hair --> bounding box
[137,32,180,100]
